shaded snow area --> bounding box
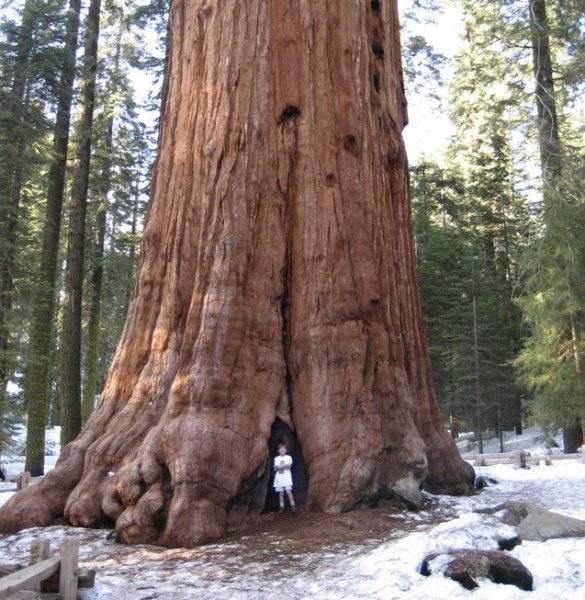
[1,428,585,599]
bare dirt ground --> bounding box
[222,497,461,560]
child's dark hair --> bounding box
[277,443,287,450]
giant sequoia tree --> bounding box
[0,0,473,547]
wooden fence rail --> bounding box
[1,471,43,490]
[469,447,585,468]
[0,537,81,600]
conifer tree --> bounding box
[81,3,122,423]
[0,0,59,400]
[427,0,530,441]
[516,0,585,451]
[59,0,102,447]
[24,0,82,476]
[0,0,70,449]
[82,0,156,421]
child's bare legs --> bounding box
[282,489,296,513]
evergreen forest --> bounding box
[0,0,583,474]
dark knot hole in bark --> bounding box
[325,173,337,187]
[373,72,380,92]
[371,0,381,13]
[265,417,308,512]
[343,134,360,157]
[371,41,384,59]
[278,105,302,124]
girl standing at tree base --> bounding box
[273,443,296,513]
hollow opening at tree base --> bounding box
[264,417,308,512]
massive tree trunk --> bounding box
[0,0,474,547]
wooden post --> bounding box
[58,537,79,600]
[28,539,50,593]
[514,449,530,469]
[28,539,50,564]
[16,472,31,490]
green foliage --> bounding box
[412,159,527,436]
[0,0,162,457]
[515,158,585,427]
[0,386,24,459]
[511,0,585,436]
[0,0,68,418]
[409,0,535,439]
[400,0,446,105]
[81,0,159,406]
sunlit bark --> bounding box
[0,0,474,547]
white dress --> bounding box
[273,454,293,488]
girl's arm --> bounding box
[275,457,292,472]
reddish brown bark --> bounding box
[0,0,474,547]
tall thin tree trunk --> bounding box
[0,0,474,547]
[81,15,123,424]
[59,0,102,447]
[82,199,106,423]
[472,260,484,454]
[529,0,583,450]
[529,0,561,190]
[24,0,82,477]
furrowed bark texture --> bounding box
[0,0,474,547]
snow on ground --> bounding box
[1,428,585,599]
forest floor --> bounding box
[0,496,461,599]
[223,499,458,560]
[3,428,585,599]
